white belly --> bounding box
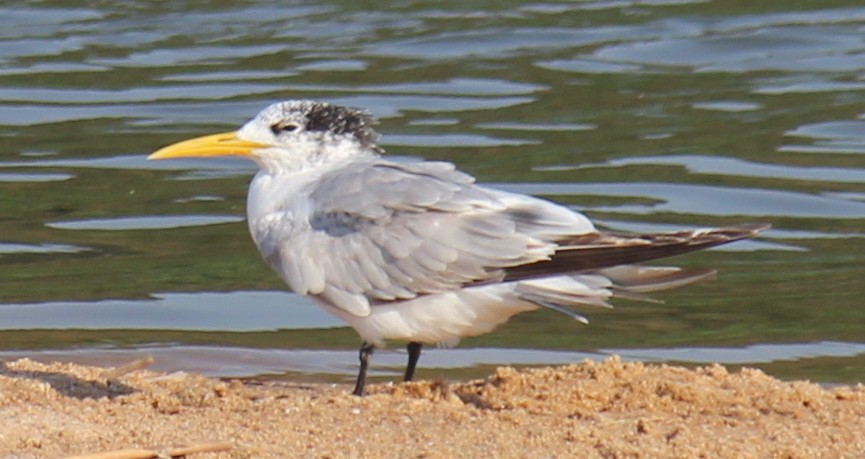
[316,283,539,348]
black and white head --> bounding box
[240,100,382,154]
[148,100,383,171]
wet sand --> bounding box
[2,356,864,458]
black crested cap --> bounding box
[301,102,381,151]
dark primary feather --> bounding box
[502,223,770,283]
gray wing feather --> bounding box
[268,160,574,317]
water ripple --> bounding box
[47,215,244,231]
[560,154,865,183]
[782,120,865,154]
[0,291,331,332]
[0,243,90,255]
[0,172,73,182]
[494,182,865,218]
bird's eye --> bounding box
[270,122,300,135]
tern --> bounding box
[149,100,768,395]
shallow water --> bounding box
[1,1,865,384]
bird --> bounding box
[148,100,768,396]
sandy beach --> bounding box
[2,356,864,458]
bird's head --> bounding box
[148,100,382,171]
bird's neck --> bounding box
[246,151,373,254]
[251,137,377,176]
[246,147,376,235]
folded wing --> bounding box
[254,159,767,318]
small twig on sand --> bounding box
[64,440,232,459]
[100,356,155,380]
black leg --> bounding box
[353,342,375,396]
[404,341,422,382]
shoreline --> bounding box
[2,356,864,458]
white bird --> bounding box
[149,100,768,395]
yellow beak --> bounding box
[147,131,268,160]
